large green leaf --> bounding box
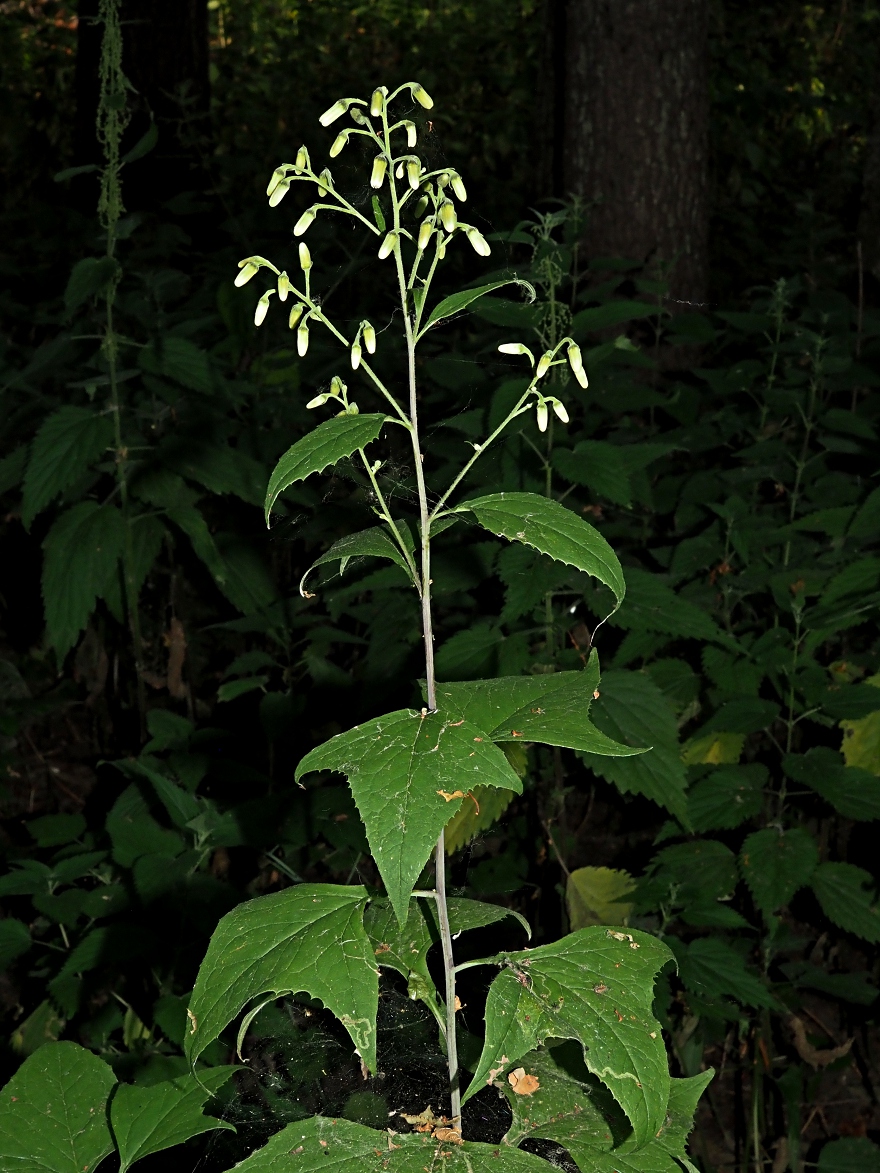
[811,863,880,943]
[818,1138,880,1173]
[186,883,379,1070]
[231,1116,551,1173]
[672,938,776,1009]
[435,652,639,757]
[265,414,387,522]
[300,523,416,595]
[22,406,114,528]
[419,278,535,336]
[687,764,766,831]
[740,828,818,917]
[42,501,127,660]
[609,568,739,648]
[784,748,880,820]
[0,1041,116,1173]
[459,492,625,609]
[295,711,522,923]
[552,440,634,507]
[110,1068,235,1172]
[579,670,689,825]
[165,441,268,508]
[465,926,673,1147]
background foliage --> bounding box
[1,1,879,1171]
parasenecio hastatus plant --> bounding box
[0,84,711,1173]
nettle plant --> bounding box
[0,85,710,1173]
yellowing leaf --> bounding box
[681,731,744,765]
[841,672,880,775]
[566,866,635,930]
[444,785,515,854]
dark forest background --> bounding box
[2,2,880,1170]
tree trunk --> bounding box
[562,0,710,306]
[74,0,210,210]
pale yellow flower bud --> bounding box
[306,393,328,409]
[370,87,387,117]
[568,343,588,388]
[407,161,421,190]
[498,342,533,360]
[298,242,312,271]
[414,195,429,218]
[552,399,570,424]
[277,271,291,301]
[536,352,552,378]
[378,231,397,259]
[317,168,334,196]
[319,100,348,127]
[297,321,310,356]
[268,179,290,208]
[362,322,376,354]
[266,167,286,197]
[254,290,274,327]
[350,341,362,370]
[536,400,549,433]
[403,121,417,147]
[439,201,457,233]
[412,84,434,109]
[451,174,467,201]
[293,208,315,236]
[465,227,490,256]
[436,236,447,259]
[395,162,405,180]
[329,131,349,158]
[288,304,305,329]
[370,155,388,189]
[330,375,347,397]
[234,262,259,287]
[295,146,309,171]
[417,219,434,251]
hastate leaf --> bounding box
[42,502,127,661]
[740,828,818,917]
[265,414,387,523]
[465,925,674,1148]
[185,883,379,1071]
[579,670,689,825]
[229,1115,551,1173]
[459,492,625,610]
[435,651,639,757]
[0,1040,116,1173]
[419,278,536,336]
[295,711,522,923]
[22,406,114,529]
[110,1068,236,1172]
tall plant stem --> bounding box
[382,107,459,1128]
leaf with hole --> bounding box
[185,883,378,1070]
[295,711,522,923]
[459,492,625,609]
[465,925,673,1147]
[0,1041,116,1173]
[265,414,387,522]
[110,1068,235,1172]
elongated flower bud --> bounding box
[370,87,387,117]
[319,100,348,126]
[317,168,334,196]
[268,179,290,207]
[552,399,570,423]
[536,352,552,378]
[293,208,316,236]
[417,219,434,251]
[498,342,534,363]
[297,320,310,356]
[451,174,467,201]
[415,194,429,218]
[254,290,274,326]
[439,201,457,233]
[306,393,329,409]
[378,230,397,259]
[288,303,305,329]
[412,83,433,109]
[277,271,291,301]
[395,162,405,180]
[329,131,349,158]
[407,160,421,190]
[234,261,259,287]
[295,146,309,171]
[465,226,490,256]
[362,322,376,354]
[567,342,588,388]
[536,399,549,433]
[437,172,450,189]
[350,341,362,370]
[436,236,447,259]
[370,155,388,189]
[298,242,312,271]
[330,375,347,397]
[403,121,417,147]
[266,167,287,197]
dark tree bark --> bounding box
[561,0,710,305]
[74,0,210,210]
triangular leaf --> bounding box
[459,492,625,609]
[465,925,673,1147]
[300,523,415,595]
[265,414,387,522]
[110,1069,235,1172]
[22,406,114,528]
[186,883,379,1070]
[419,278,535,335]
[295,710,523,923]
[0,1041,116,1173]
